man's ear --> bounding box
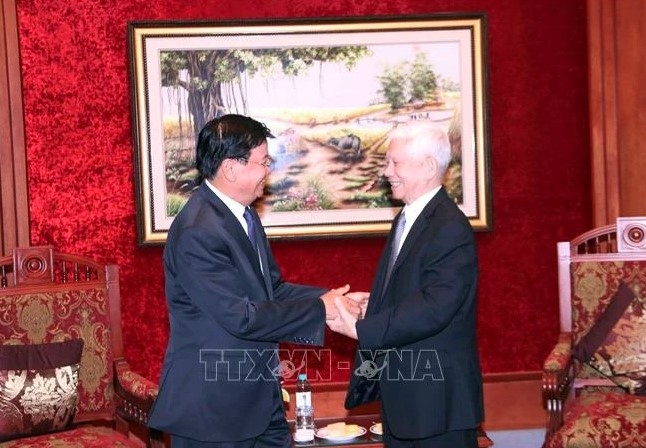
[221,158,237,182]
[424,155,438,180]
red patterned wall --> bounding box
[16,0,591,382]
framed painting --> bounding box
[128,14,491,244]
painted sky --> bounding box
[161,41,462,116]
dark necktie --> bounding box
[243,207,272,297]
[386,211,406,278]
[243,207,258,251]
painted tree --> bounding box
[377,62,408,111]
[160,46,371,137]
[409,52,438,103]
[377,52,439,110]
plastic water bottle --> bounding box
[294,373,315,442]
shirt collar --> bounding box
[401,186,441,227]
[204,180,247,228]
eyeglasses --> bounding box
[236,157,273,170]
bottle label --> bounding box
[294,428,315,442]
[295,391,312,408]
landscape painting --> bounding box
[128,15,491,244]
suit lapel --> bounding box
[199,185,269,296]
[393,188,449,270]
[370,188,451,310]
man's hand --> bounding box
[326,297,359,339]
[321,285,362,320]
[345,291,369,319]
[321,285,350,319]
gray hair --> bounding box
[389,123,452,175]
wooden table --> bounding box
[290,415,493,447]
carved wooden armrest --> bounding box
[113,359,164,448]
[542,332,573,440]
[115,359,159,401]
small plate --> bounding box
[315,425,367,441]
[370,423,383,436]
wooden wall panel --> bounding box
[587,0,619,226]
[588,0,646,225]
[0,0,30,255]
[615,1,646,217]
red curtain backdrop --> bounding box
[16,0,591,382]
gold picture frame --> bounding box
[128,14,491,244]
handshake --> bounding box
[320,285,369,340]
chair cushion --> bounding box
[573,282,646,394]
[545,389,646,448]
[0,339,83,442]
[0,425,143,447]
[0,289,115,421]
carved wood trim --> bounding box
[0,0,30,255]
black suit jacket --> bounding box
[345,187,484,439]
[148,183,327,442]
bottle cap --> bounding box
[298,373,307,381]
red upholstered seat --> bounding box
[546,389,646,448]
[0,246,163,447]
[0,425,144,447]
[542,218,646,448]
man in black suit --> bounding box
[148,114,360,447]
[328,122,484,448]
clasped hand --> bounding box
[321,285,362,320]
[321,286,370,340]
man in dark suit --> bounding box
[328,122,484,448]
[148,114,360,447]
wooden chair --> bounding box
[0,246,163,447]
[542,218,646,448]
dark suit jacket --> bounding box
[345,187,484,439]
[148,183,327,442]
